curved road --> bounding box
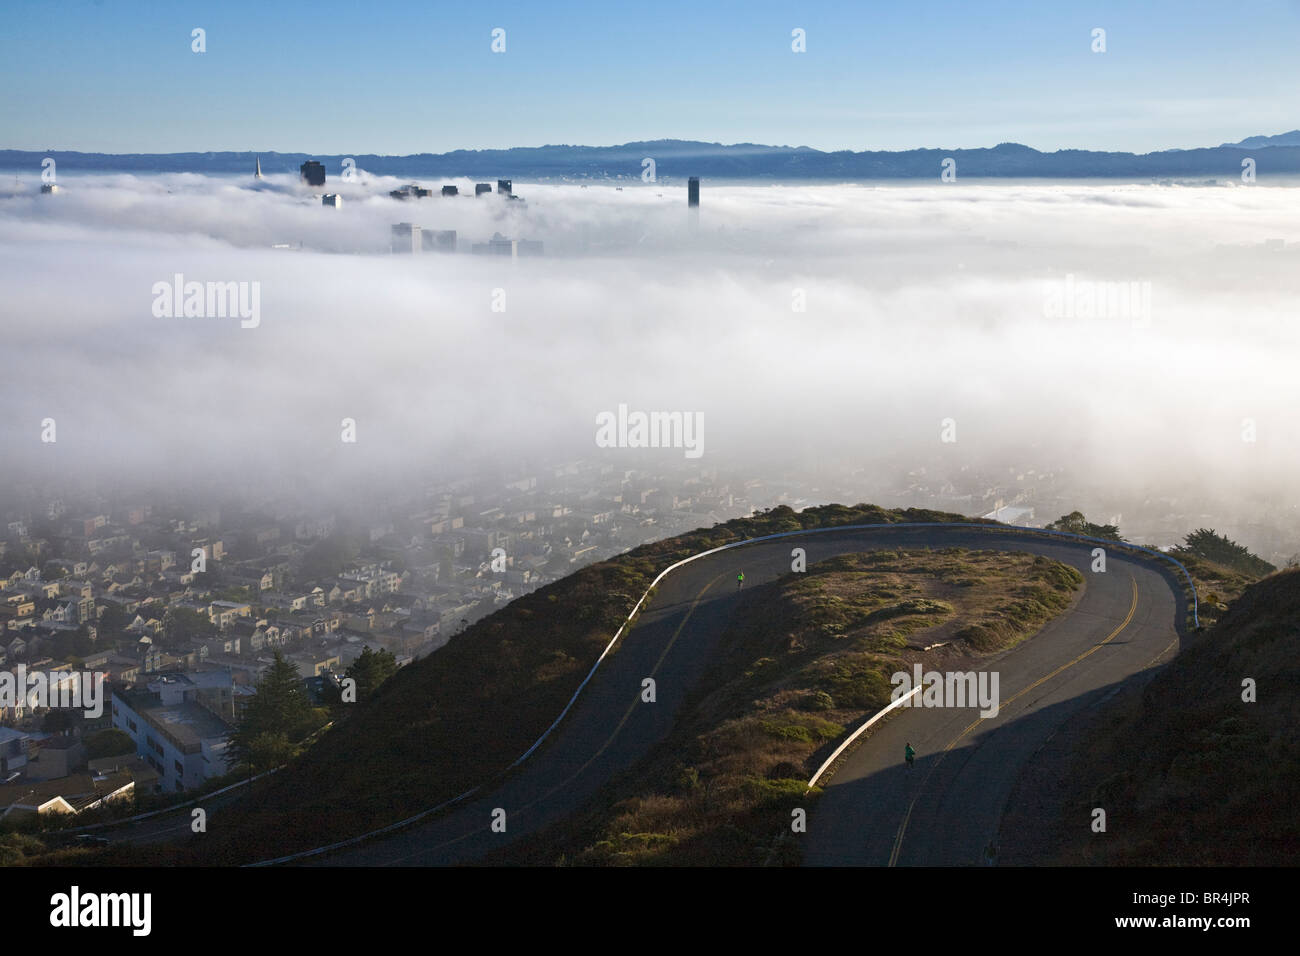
[305,525,1184,866]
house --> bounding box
[59,580,93,601]
[82,651,113,670]
[174,645,208,670]
[257,621,282,648]
[0,770,134,821]
[105,655,141,687]
[0,727,32,778]
[208,601,252,629]
[341,604,378,632]
[125,614,162,637]
[27,735,87,781]
[196,634,240,658]
[289,648,341,678]
[87,753,160,792]
[0,593,36,623]
[47,601,78,625]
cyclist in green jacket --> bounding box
[905,742,916,770]
[736,571,745,590]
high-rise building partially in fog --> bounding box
[497,179,512,197]
[422,229,457,252]
[300,160,326,187]
[688,177,700,208]
[391,222,421,254]
[255,156,263,179]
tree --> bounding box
[228,652,316,771]
[161,606,215,648]
[96,602,130,637]
[85,728,135,760]
[245,731,295,777]
[347,646,397,702]
[49,629,94,661]
[1045,511,1125,542]
[1177,529,1275,578]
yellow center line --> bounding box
[887,574,1139,867]
[1145,635,1179,668]
[385,569,726,865]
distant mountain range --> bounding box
[5,135,1300,181]
[1220,130,1300,148]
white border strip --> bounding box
[806,685,921,791]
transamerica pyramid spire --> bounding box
[255,156,263,179]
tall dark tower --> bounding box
[299,160,326,187]
[688,177,700,208]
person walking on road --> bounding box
[905,742,916,770]
[984,840,998,866]
[736,571,745,590]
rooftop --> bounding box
[0,769,133,812]
[148,701,230,748]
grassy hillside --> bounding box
[1176,551,1267,627]
[498,548,1082,866]
[1048,568,1299,865]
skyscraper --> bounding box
[300,160,326,187]
[422,230,457,252]
[688,177,700,208]
[391,223,421,254]
[255,156,263,180]
[497,179,512,197]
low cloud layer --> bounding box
[2,169,1297,541]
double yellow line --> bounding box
[887,575,1139,866]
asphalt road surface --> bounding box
[802,534,1182,866]
[299,524,1184,866]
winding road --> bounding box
[295,524,1185,866]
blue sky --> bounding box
[3,0,1298,154]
